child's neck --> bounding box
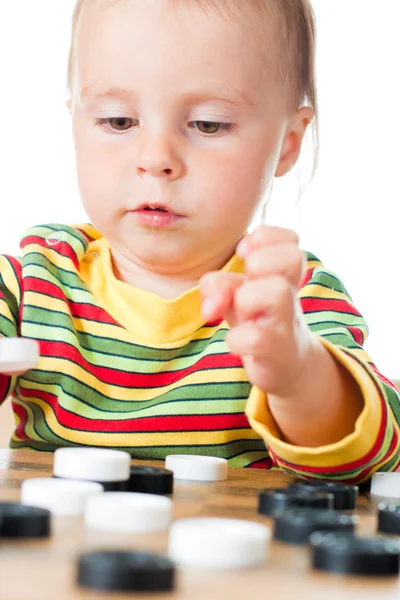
[109,246,236,300]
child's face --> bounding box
[70,0,303,274]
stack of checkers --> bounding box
[257,473,400,576]
[3,449,400,593]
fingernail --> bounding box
[202,298,218,320]
[236,238,250,258]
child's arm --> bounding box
[200,227,400,482]
[0,255,23,405]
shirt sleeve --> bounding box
[0,255,22,405]
[245,252,400,483]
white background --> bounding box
[0,1,399,376]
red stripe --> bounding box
[12,402,30,441]
[300,298,361,316]
[24,277,118,326]
[19,386,249,432]
[39,340,243,387]
[205,319,223,327]
[25,277,66,301]
[67,302,120,326]
[4,255,22,278]
[75,228,95,243]
[286,429,400,485]
[21,235,80,269]
[346,326,364,346]
[248,457,274,469]
[299,267,314,289]
[0,374,11,403]
[370,364,398,391]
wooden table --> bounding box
[0,450,398,600]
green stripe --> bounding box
[22,305,227,360]
[26,224,88,255]
[20,378,248,420]
[385,385,400,424]
[22,325,229,374]
[0,278,19,323]
[24,259,90,295]
[228,451,270,468]
[0,313,17,337]
[13,398,67,445]
[20,372,251,412]
[307,267,355,301]
[305,310,365,327]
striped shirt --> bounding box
[0,223,399,481]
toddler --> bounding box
[0,0,398,481]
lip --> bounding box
[136,202,175,212]
[130,204,185,228]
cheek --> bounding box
[196,150,269,218]
[73,119,121,214]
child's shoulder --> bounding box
[17,223,101,262]
[19,223,100,247]
[301,250,353,299]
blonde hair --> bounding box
[68,0,317,113]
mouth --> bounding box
[132,203,185,228]
[136,203,173,213]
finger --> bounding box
[245,244,305,287]
[237,226,299,258]
[234,277,295,324]
[225,319,289,359]
[200,271,244,322]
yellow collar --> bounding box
[79,238,244,346]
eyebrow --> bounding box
[79,85,257,108]
[80,85,137,103]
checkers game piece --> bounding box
[371,472,400,498]
[169,517,271,569]
[21,477,104,516]
[165,454,228,481]
[258,488,334,517]
[290,480,358,510]
[310,532,400,576]
[77,551,175,592]
[126,466,173,495]
[85,492,172,533]
[0,338,40,373]
[273,508,358,545]
[378,504,400,535]
[53,448,131,490]
[0,503,50,538]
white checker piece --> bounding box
[169,518,271,569]
[53,448,131,482]
[0,338,40,373]
[165,455,228,481]
[21,478,104,515]
[371,472,400,498]
[85,492,172,533]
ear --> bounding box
[66,99,72,115]
[274,107,314,178]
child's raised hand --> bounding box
[200,226,315,397]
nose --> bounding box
[136,130,184,180]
